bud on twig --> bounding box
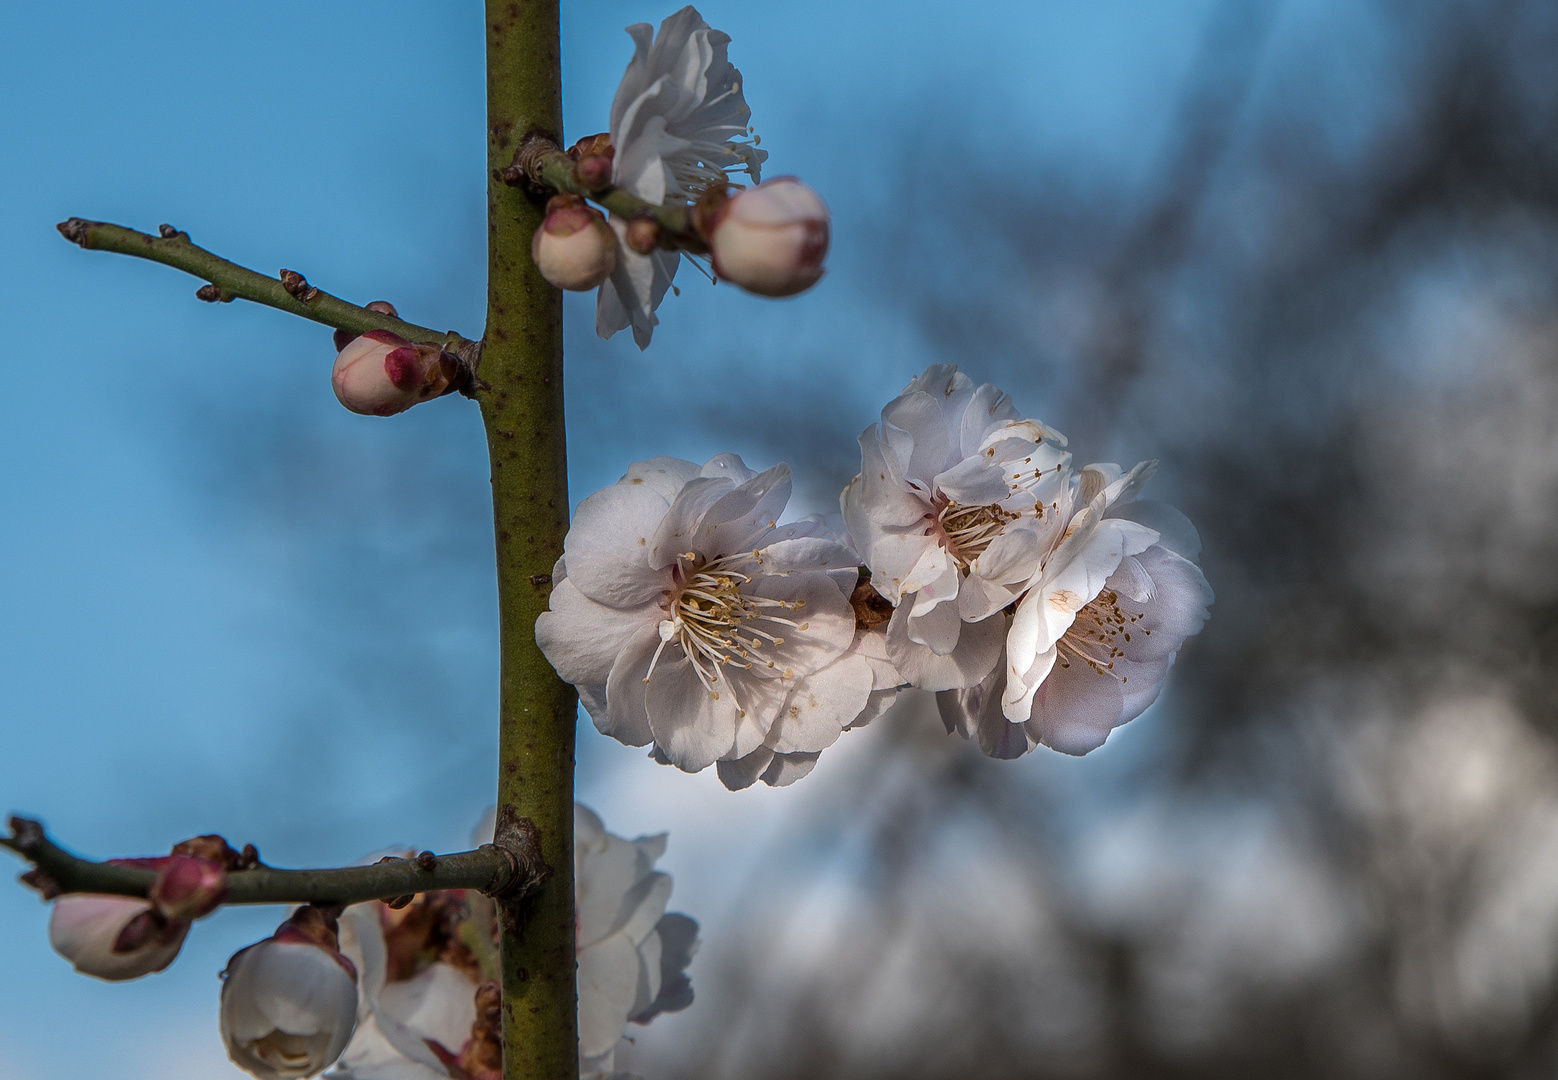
[702,177,830,297]
[531,194,617,291]
[149,854,229,922]
[625,214,662,255]
[48,894,190,981]
[331,330,457,416]
[221,905,359,1080]
[278,269,320,303]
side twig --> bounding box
[56,219,476,356]
[0,817,546,907]
[507,136,705,253]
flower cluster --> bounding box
[526,6,829,350]
[43,807,694,1080]
[539,365,1212,781]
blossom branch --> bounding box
[506,135,706,253]
[55,218,476,355]
[0,816,545,906]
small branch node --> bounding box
[510,131,562,191]
[279,268,320,302]
[482,808,550,902]
[194,284,223,303]
[415,850,437,871]
[156,224,185,240]
[56,218,93,246]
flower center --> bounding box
[644,553,809,716]
[935,501,1020,566]
[1055,589,1148,683]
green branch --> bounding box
[0,817,545,907]
[509,137,706,253]
[482,3,578,1078]
[56,219,475,353]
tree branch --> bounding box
[56,219,475,353]
[508,136,705,252]
[0,817,545,907]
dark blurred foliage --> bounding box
[626,1,1558,1077]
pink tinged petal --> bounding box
[536,579,659,687]
[886,602,1004,691]
[623,457,702,500]
[1002,643,1059,721]
[854,426,932,528]
[716,747,772,791]
[698,452,759,483]
[937,663,1037,760]
[374,963,478,1060]
[958,571,1019,625]
[908,561,962,617]
[644,658,742,772]
[848,687,901,729]
[899,542,959,601]
[882,391,953,488]
[745,571,858,672]
[755,536,859,574]
[768,654,875,754]
[958,382,1025,456]
[858,530,939,605]
[1116,545,1214,663]
[1025,654,1129,756]
[689,464,794,560]
[760,751,821,787]
[932,454,1012,506]
[578,934,643,1057]
[49,895,188,981]
[906,595,963,656]
[565,480,676,607]
[649,475,736,567]
[971,526,1042,587]
[602,627,661,747]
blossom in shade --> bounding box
[537,454,880,785]
[937,462,1214,756]
[597,5,767,348]
[331,331,455,417]
[706,177,829,297]
[48,894,189,981]
[221,906,359,1080]
[842,364,1073,692]
[328,805,696,1080]
[532,194,618,291]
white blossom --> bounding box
[842,364,1072,692]
[536,454,879,786]
[329,806,698,1080]
[597,5,767,348]
[221,911,360,1080]
[938,462,1213,756]
[48,894,189,981]
[706,177,829,297]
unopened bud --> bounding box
[531,195,617,291]
[331,330,453,417]
[49,894,190,981]
[149,855,229,922]
[705,177,829,297]
[573,154,613,191]
[625,215,661,255]
[221,906,359,1080]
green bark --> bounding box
[479,3,578,1079]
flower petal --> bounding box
[886,602,1004,691]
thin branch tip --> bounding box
[56,218,93,246]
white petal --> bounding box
[1025,654,1128,756]
[565,480,675,607]
[645,658,742,772]
[375,963,477,1059]
[905,593,963,656]
[577,934,642,1058]
[602,627,661,747]
[623,457,701,501]
[767,654,875,753]
[536,579,658,687]
[885,603,1004,691]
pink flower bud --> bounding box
[331,330,454,417]
[149,854,229,922]
[531,194,617,291]
[221,907,359,1080]
[48,894,189,981]
[706,177,830,297]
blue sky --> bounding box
[0,1,1288,1075]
